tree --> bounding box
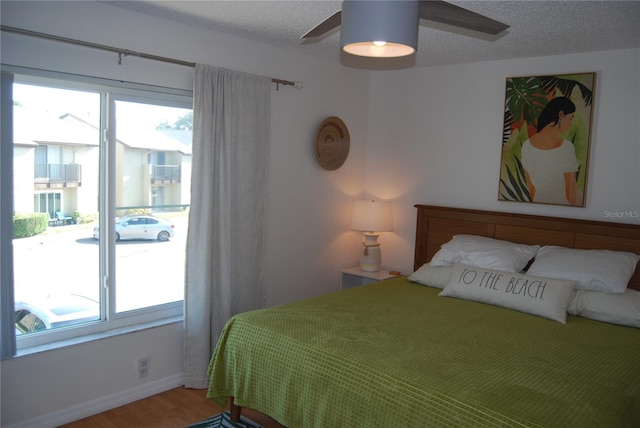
[157,111,192,131]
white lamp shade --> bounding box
[351,200,393,233]
[341,0,419,58]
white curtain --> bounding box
[184,64,270,388]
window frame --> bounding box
[2,66,192,353]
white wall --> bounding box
[3,1,639,426]
[12,146,33,213]
[367,48,640,276]
[1,1,369,426]
[0,322,184,427]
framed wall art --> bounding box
[498,72,596,207]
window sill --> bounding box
[14,316,183,358]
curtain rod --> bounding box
[0,25,300,90]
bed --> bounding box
[206,205,640,427]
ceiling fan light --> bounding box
[341,0,419,58]
[343,41,415,58]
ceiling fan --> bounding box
[301,1,509,58]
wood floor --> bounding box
[59,387,286,428]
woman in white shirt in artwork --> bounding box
[521,97,581,206]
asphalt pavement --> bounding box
[12,216,188,312]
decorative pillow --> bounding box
[439,263,577,323]
[408,263,452,289]
[527,246,640,294]
[429,235,539,273]
[567,289,640,328]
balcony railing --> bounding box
[151,165,181,183]
[34,164,82,187]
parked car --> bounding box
[15,294,100,335]
[93,215,175,241]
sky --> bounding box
[13,83,191,131]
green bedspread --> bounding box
[207,277,640,427]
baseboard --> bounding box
[4,373,185,428]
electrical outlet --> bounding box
[137,356,150,379]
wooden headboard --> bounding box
[414,205,640,291]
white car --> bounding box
[15,294,100,334]
[93,215,175,242]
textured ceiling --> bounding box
[106,1,640,69]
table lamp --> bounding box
[351,200,393,272]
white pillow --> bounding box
[568,289,640,328]
[429,235,539,273]
[527,246,640,294]
[408,263,452,289]
[439,263,577,323]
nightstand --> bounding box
[340,266,402,289]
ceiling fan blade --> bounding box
[419,1,509,35]
[301,10,342,39]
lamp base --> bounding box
[360,233,382,272]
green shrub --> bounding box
[77,212,98,224]
[126,208,151,215]
[13,213,49,238]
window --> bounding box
[5,71,192,351]
[34,192,62,218]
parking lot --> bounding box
[13,215,188,313]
